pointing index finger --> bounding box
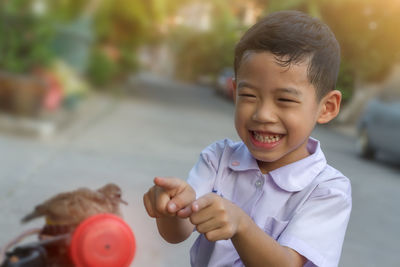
[153,177,182,190]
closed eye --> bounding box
[239,94,256,98]
[278,98,298,103]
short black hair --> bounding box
[234,10,340,100]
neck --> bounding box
[257,149,310,174]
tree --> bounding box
[321,0,400,83]
[265,0,400,108]
[169,0,242,81]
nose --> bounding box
[251,102,278,123]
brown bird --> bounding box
[21,183,128,226]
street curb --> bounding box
[0,93,117,140]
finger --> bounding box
[191,193,215,212]
[204,228,226,242]
[195,218,223,234]
[168,186,195,213]
[190,205,214,225]
[177,205,193,218]
[143,193,156,218]
[155,192,174,216]
[153,177,182,190]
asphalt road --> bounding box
[0,72,399,266]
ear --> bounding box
[317,90,342,124]
[232,78,237,103]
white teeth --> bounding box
[253,132,282,143]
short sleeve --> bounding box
[187,140,228,198]
[278,178,352,267]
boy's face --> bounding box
[233,52,328,173]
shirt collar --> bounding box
[269,137,327,192]
[228,137,327,192]
[228,142,260,171]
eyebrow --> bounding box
[237,81,261,91]
[237,81,302,97]
[276,87,302,97]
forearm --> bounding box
[156,216,195,244]
[231,216,305,267]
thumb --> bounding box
[167,185,196,213]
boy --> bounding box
[143,10,351,267]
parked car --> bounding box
[356,88,400,159]
[216,67,235,100]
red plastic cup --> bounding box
[70,214,136,267]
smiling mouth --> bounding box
[251,131,284,144]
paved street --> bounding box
[0,72,399,266]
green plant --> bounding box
[87,48,118,87]
[336,60,355,104]
[169,2,241,81]
[0,1,55,73]
[116,47,139,78]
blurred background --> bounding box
[0,0,399,266]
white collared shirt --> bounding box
[187,138,352,267]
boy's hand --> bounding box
[143,177,196,218]
[190,193,247,242]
